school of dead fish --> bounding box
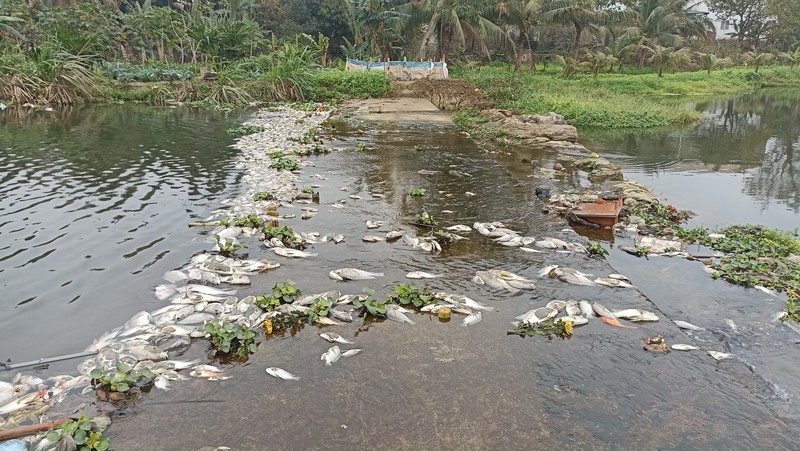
[0,106,739,445]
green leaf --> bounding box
[116,362,132,373]
[74,429,87,445]
[96,437,110,451]
[47,431,61,443]
[90,368,104,379]
[115,381,130,392]
[79,419,92,431]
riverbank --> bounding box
[450,65,800,128]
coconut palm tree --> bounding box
[622,0,711,47]
[643,44,691,76]
[491,0,544,70]
[743,47,775,72]
[345,0,405,59]
[0,14,24,42]
[778,46,800,69]
[539,0,603,57]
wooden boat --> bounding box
[570,195,622,227]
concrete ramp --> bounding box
[340,98,454,124]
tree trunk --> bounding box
[572,22,582,58]
[418,0,445,60]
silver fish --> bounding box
[273,248,318,258]
[612,309,659,322]
[155,284,177,301]
[675,320,704,331]
[458,296,494,311]
[329,310,353,322]
[366,220,383,229]
[515,307,557,324]
[163,270,188,283]
[332,234,345,244]
[591,302,615,319]
[154,375,171,391]
[321,346,342,366]
[608,273,631,282]
[462,311,482,327]
[565,302,582,316]
[319,332,354,344]
[556,315,588,325]
[330,268,384,280]
[385,230,405,241]
[671,344,699,351]
[185,284,237,296]
[546,300,567,312]
[538,265,559,277]
[708,351,732,360]
[553,267,595,286]
[445,225,472,234]
[341,349,362,357]
[266,367,300,381]
[593,278,635,288]
[724,319,738,332]
[406,271,442,279]
[362,235,384,243]
[178,312,215,324]
[386,307,416,325]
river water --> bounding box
[1,95,799,449]
[0,105,245,365]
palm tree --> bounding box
[778,46,800,69]
[584,49,616,77]
[539,0,603,58]
[0,14,24,42]
[696,51,730,73]
[743,47,775,73]
[643,44,691,76]
[622,0,711,48]
[492,0,544,70]
[345,0,404,59]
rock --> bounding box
[627,215,646,227]
[615,181,659,205]
[497,117,579,142]
[553,163,564,171]
[588,166,623,183]
[535,185,553,197]
[519,112,565,125]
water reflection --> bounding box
[582,89,800,229]
[0,105,244,363]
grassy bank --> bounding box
[450,65,800,128]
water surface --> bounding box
[0,105,244,363]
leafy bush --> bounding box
[47,416,110,451]
[100,62,195,82]
[90,363,153,394]
[219,214,264,228]
[388,283,435,308]
[227,124,265,136]
[307,69,388,101]
[271,157,300,171]
[257,279,302,311]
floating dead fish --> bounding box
[266,367,300,381]
[362,235,384,243]
[386,307,416,325]
[321,346,342,366]
[366,220,382,229]
[330,268,385,280]
[301,211,317,220]
[316,317,343,326]
[593,278,635,288]
[592,302,615,319]
[708,351,732,360]
[332,234,345,244]
[552,267,594,286]
[406,271,442,279]
[273,248,318,258]
[520,247,543,253]
[155,284,177,301]
[546,300,567,312]
[341,349,362,357]
[671,344,699,351]
[163,270,188,283]
[565,302,582,317]
[473,269,536,293]
[612,309,659,322]
[319,332,353,344]
[185,284,237,296]
[462,311,482,327]
[189,365,230,380]
[154,375,171,391]
[418,169,438,175]
[329,310,354,322]
[385,230,405,241]
[608,273,631,282]
[599,316,637,328]
[724,319,738,333]
[445,225,472,234]
[538,265,559,278]
[516,307,557,324]
[349,195,362,200]
[557,315,588,325]
[675,320,704,331]
[754,285,778,297]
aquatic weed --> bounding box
[47,416,110,451]
[212,235,246,258]
[271,158,300,171]
[253,191,275,201]
[354,287,391,318]
[410,188,426,197]
[416,211,437,226]
[507,318,572,340]
[219,214,264,228]
[257,280,302,311]
[262,225,298,246]
[586,240,609,258]
[226,124,265,136]
[90,363,153,395]
[389,283,435,308]
[204,320,258,358]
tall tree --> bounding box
[707,0,769,46]
[539,0,603,57]
[622,0,712,47]
[766,0,800,50]
[492,0,544,70]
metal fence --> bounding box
[345,59,449,80]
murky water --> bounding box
[107,114,798,449]
[581,89,800,230]
[2,98,799,449]
[0,105,245,364]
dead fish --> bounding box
[154,376,171,391]
[546,300,567,312]
[386,307,416,325]
[578,300,594,317]
[556,315,589,326]
[445,225,472,234]
[406,271,442,279]
[593,278,635,288]
[608,273,631,282]
[418,169,438,175]
[591,302,615,319]
[675,320,704,331]
[329,310,354,322]
[565,302,582,317]
[332,234,345,244]
[316,317,343,326]
[553,267,595,286]
[321,346,342,366]
[385,230,405,241]
[671,344,699,351]
[612,309,659,322]
[341,349,362,357]
[362,235,384,243]
[599,316,637,328]
[185,284,237,296]
[189,365,230,380]
[273,248,318,258]
[349,195,362,200]
[319,332,354,344]
[330,268,385,280]
[462,311,482,327]
[538,265,559,277]
[724,319,738,333]
[155,284,177,301]
[516,307,557,324]
[366,220,382,229]
[266,367,300,381]
[708,351,732,360]
[459,296,494,311]
[163,270,188,283]
[754,285,778,297]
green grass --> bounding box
[450,64,800,128]
[307,69,388,102]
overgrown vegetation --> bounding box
[47,416,110,451]
[256,279,302,311]
[90,363,153,395]
[387,283,435,308]
[227,124,265,136]
[507,318,573,339]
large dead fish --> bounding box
[266,367,300,381]
[273,248,318,258]
[612,309,659,322]
[552,267,595,286]
[594,278,636,288]
[329,268,385,280]
[515,307,557,324]
[321,346,342,366]
[406,271,442,279]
